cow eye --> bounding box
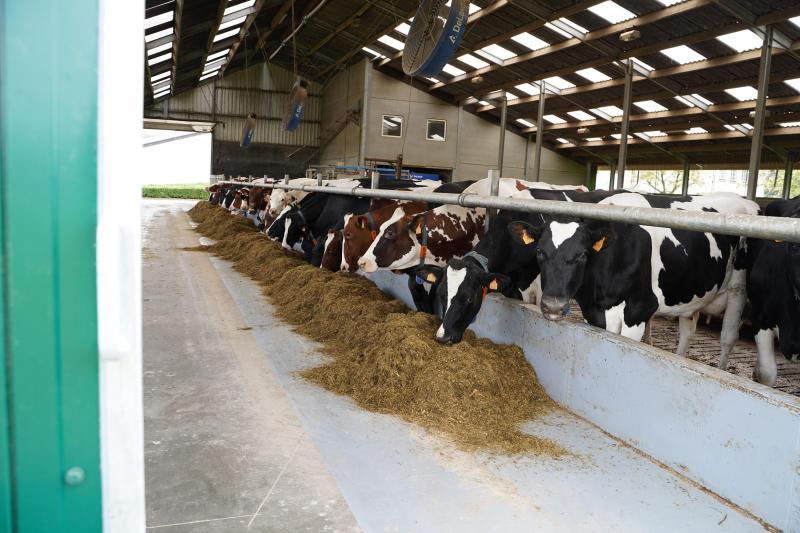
[385,229,395,239]
[344,233,352,240]
[536,249,545,260]
[578,252,588,261]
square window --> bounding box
[426,119,446,141]
[382,115,403,137]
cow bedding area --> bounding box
[188,201,563,456]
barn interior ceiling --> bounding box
[144,0,800,166]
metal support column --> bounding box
[616,60,633,189]
[523,134,531,179]
[497,94,508,177]
[747,26,773,200]
[783,152,795,199]
[488,168,500,222]
[682,159,691,196]
[533,82,546,182]
[608,159,616,190]
[371,170,380,189]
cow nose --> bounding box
[541,296,568,321]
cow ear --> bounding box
[484,273,513,293]
[515,180,528,191]
[589,228,616,252]
[508,221,541,246]
[413,265,444,285]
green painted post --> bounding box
[1,0,102,530]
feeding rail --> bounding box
[218,180,800,243]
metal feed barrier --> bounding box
[218,179,800,243]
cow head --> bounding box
[341,213,379,272]
[266,205,292,241]
[510,219,615,321]
[358,208,423,273]
[248,188,268,214]
[320,230,343,271]
[268,189,288,217]
[281,208,310,250]
[420,257,511,345]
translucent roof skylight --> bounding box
[458,54,489,69]
[585,137,603,141]
[543,76,575,89]
[545,22,572,39]
[725,86,759,101]
[145,27,173,43]
[723,124,736,131]
[643,130,667,137]
[505,92,519,101]
[739,123,753,130]
[674,94,714,107]
[630,57,654,72]
[588,1,636,24]
[656,0,683,5]
[442,63,466,76]
[610,134,633,140]
[207,48,230,61]
[592,105,624,117]
[478,100,491,106]
[395,22,410,35]
[145,11,173,30]
[660,45,706,64]
[515,83,538,95]
[148,42,172,56]
[362,47,386,59]
[543,114,566,124]
[634,100,668,113]
[427,77,440,83]
[575,68,611,83]
[377,35,404,50]
[218,15,246,31]
[512,32,549,51]
[784,78,800,93]
[213,28,240,42]
[516,118,535,128]
[151,70,171,82]
[556,138,569,143]
[716,30,762,52]
[224,0,255,16]
[568,110,595,121]
[559,18,588,34]
[468,3,480,15]
[790,16,800,28]
[200,72,218,81]
[476,44,516,63]
[148,52,172,66]
[685,127,707,134]
[779,121,800,127]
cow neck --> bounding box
[463,250,490,272]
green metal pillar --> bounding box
[1,0,102,531]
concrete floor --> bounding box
[143,200,771,533]
[143,200,360,532]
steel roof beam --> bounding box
[217,0,270,77]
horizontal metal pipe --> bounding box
[218,181,800,242]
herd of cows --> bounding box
[207,176,800,389]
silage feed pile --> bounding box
[188,201,563,456]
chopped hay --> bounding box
[188,201,564,457]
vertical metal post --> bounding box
[586,161,597,191]
[316,172,323,186]
[682,159,691,196]
[533,82,546,182]
[783,152,795,199]
[359,61,371,167]
[497,94,508,177]
[523,134,531,179]
[608,159,616,190]
[616,59,633,189]
[283,173,290,184]
[454,105,463,181]
[747,26,773,200]
[371,170,380,189]
[487,168,501,223]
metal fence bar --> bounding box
[218,181,800,242]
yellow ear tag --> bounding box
[415,223,423,235]
[426,273,437,283]
[521,230,535,245]
[488,279,499,291]
[593,236,607,252]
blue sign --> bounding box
[241,126,254,147]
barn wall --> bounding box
[318,60,365,167]
[145,63,321,177]
[363,68,584,184]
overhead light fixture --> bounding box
[619,29,640,42]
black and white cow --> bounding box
[744,197,800,386]
[420,188,623,344]
[509,192,758,365]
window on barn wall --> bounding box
[382,115,403,137]
[426,119,446,141]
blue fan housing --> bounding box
[403,0,470,77]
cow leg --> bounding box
[753,328,778,386]
[642,320,653,345]
[676,313,699,357]
[718,269,746,371]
